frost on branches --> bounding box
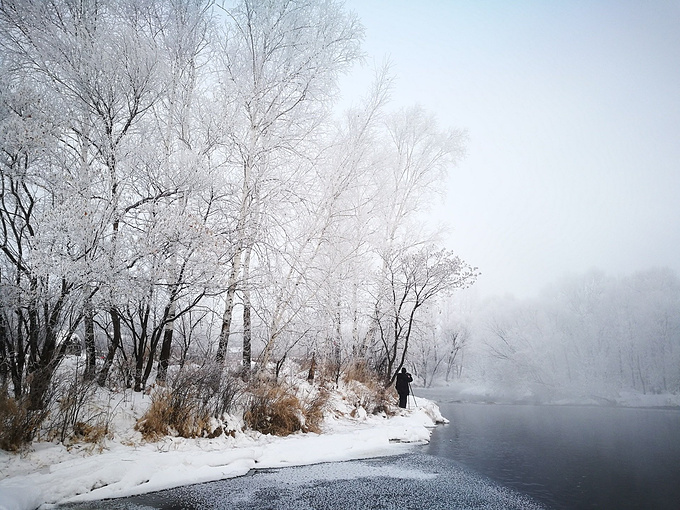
[0,0,473,452]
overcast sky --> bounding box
[339,0,680,298]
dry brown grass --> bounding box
[300,386,330,434]
[72,421,109,444]
[135,389,172,440]
[243,382,303,436]
[0,392,28,451]
[372,386,395,415]
[135,364,242,441]
[343,361,378,385]
[242,372,333,436]
[0,388,46,451]
[135,387,213,440]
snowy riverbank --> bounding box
[0,391,446,510]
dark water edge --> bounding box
[419,389,680,510]
[55,453,547,510]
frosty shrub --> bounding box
[300,385,330,434]
[179,362,243,418]
[321,357,342,385]
[110,355,135,390]
[243,380,303,436]
[244,378,331,436]
[135,364,238,440]
[209,367,242,418]
[342,363,395,416]
[0,387,48,451]
[47,370,106,444]
[53,385,94,443]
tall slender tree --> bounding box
[212,0,363,365]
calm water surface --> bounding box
[419,388,680,510]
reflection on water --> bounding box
[419,388,680,510]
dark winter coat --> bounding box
[395,371,413,395]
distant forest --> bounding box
[411,268,680,401]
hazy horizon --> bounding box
[339,0,680,299]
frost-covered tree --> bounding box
[0,0,477,406]
[375,246,477,385]
[0,0,222,395]
[410,301,471,387]
[0,71,79,408]
[211,0,363,366]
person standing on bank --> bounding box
[395,367,413,409]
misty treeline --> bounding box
[0,0,478,411]
[420,268,680,400]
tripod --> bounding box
[408,382,418,409]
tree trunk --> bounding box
[11,315,24,397]
[97,308,121,387]
[637,354,646,395]
[217,254,242,363]
[28,366,52,410]
[242,245,252,371]
[83,292,96,381]
[133,301,152,392]
[307,352,316,382]
[141,331,162,390]
[0,314,10,388]
[156,299,177,384]
[218,132,256,364]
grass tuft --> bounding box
[0,388,46,451]
[243,381,303,436]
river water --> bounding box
[59,389,680,509]
[419,388,680,509]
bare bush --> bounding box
[243,381,303,436]
[49,369,101,443]
[0,387,48,451]
[26,357,124,447]
[135,363,241,440]
[342,363,395,415]
[301,385,329,434]
[209,367,242,418]
[1,357,113,450]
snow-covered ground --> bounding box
[0,388,447,510]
